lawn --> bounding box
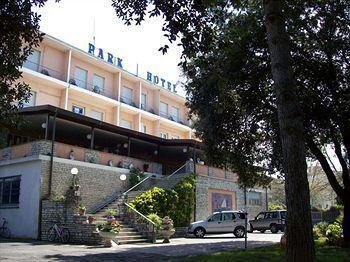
[183,244,350,262]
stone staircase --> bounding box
[90,162,194,245]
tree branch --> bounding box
[306,138,345,199]
[332,136,350,189]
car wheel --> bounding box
[270,224,278,234]
[247,224,253,233]
[194,227,205,238]
[234,226,245,238]
[260,230,266,233]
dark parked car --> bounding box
[248,210,286,233]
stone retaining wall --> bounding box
[41,199,102,245]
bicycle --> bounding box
[47,223,70,243]
[0,218,11,238]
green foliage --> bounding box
[107,208,117,216]
[268,203,286,211]
[147,213,162,231]
[326,222,343,246]
[78,204,86,210]
[51,194,65,202]
[130,173,197,227]
[129,167,146,187]
[313,222,329,240]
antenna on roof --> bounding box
[93,17,96,46]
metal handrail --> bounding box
[123,175,151,195]
[166,162,189,180]
[124,202,156,243]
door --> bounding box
[252,212,265,229]
[221,212,236,232]
[205,213,222,233]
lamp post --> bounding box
[71,167,78,186]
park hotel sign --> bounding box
[88,43,177,93]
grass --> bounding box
[183,242,350,262]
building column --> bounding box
[137,113,142,132]
[115,106,120,126]
[117,72,122,101]
[66,49,72,83]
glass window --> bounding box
[23,50,40,71]
[172,106,180,121]
[91,110,103,121]
[120,119,132,129]
[72,105,85,115]
[280,211,287,219]
[0,176,21,207]
[23,91,36,107]
[223,213,235,221]
[209,213,221,222]
[160,132,168,139]
[141,124,147,133]
[160,102,168,117]
[272,212,278,219]
[141,93,147,110]
[237,213,246,219]
[256,213,265,220]
[74,67,88,88]
[171,135,180,139]
[121,86,133,104]
[93,74,105,93]
[248,191,262,206]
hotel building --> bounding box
[0,34,266,241]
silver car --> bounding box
[187,211,248,238]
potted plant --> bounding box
[106,208,117,221]
[97,217,121,247]
[78,204,86,216]
[160,216,175,243]
[88,216,96,224]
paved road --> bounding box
[0,232,282,261]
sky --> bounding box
[35,0,185,96]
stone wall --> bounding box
[41,199,102,245]
[40,158,130,209]
[195,175,266,221]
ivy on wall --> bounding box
[129,173,197,227]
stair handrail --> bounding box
[122,175,151,195]
[124,202,156,243]
[166,161,192,180]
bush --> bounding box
[147,213,163,231]
[313,221,329,239]
[326,222,343,246]
[130,173,197,227]
[129,167,146,187]
[268,203,286,211]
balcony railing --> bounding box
[22,61,65,81]
[120,96,138,108]
[140,103,158,115]
[159,112,191,127]
[69,76,114,99]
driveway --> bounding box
[0,232,282,261]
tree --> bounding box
[0,0,52,132]
[112,0,316,260]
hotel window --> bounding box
[0,176,21,208]
[120,119,132,129]
[141,124,147,133]
[172,106,180,122]
[248,191,262,206]
[91,110,103,121]
[121,86,133,105]
[23,91,36,108]
[72,105,85,115]
[93,74,105,94]
[160,132,168,139]
[141,93,147,110]
[171,135,180,139]
[74,67,88,88]
[160,102,168,117]
[23,50,41,72]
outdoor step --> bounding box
[117,238,150,245]
[116,235,145,240]
[117,231,141,236]
[119,227,138,232]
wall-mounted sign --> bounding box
[88,43,123,68]
[88,43,178,94]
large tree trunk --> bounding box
[263,1,315,261]
[343,194,350,247]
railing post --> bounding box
[152,224,156,243]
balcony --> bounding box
[140,103,158,116]
[120,96,138,108]
[69,77,114,100]
[159,112,191,127]
[22,61,65,82]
